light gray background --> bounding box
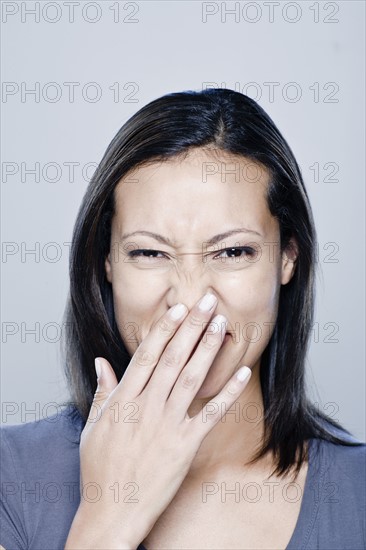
[1,1,365,439]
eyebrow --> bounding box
[120,228,263,246]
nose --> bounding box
[166,262,216,311]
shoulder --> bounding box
[310,424,366,502]
[1,404,84,480]
[317,436,366,474]
[303,426,366,548]
[312,417,365,463]
[0,405,84,549]
[1,403,84,440]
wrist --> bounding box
[65,503,141,549]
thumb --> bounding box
[93,357,118,409]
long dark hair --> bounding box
[61,88,362,479]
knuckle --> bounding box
[180,372,197,389]
[134,348,157,368]
[201,334,220,351]
[186,314,205,331]
[157,317,175,336]
[224,381,240,396]
[161,348,181,368]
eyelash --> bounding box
[127,247,256,260]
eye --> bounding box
[127,248,168,260]
[213,246,256,260]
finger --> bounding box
[190,366,252,439]
[86,358,118,422]
[165,314,227,417]
[145,293,219,400]
[115,303,189,400]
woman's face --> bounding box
[105,148,297,398]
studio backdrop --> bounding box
[1,1,365,440]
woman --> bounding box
[1,88,365,550]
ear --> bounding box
[105,252,112,283]
[281,237,298,285]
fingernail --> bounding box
[170,303,188,320]
[198,293,217,312]
[95,358,102,379]
[236,366,251,382]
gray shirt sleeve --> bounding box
[0,406,82,550]
[1,428,27,549]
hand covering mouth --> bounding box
[187,332,231,362]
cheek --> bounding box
[227,263,281,332]
[109,270,164,348]
[227,298,279,354]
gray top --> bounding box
[1,405,365,550]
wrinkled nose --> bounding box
[166,262,216,311]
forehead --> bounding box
[112,148,276,242]
[118,147,269,182]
